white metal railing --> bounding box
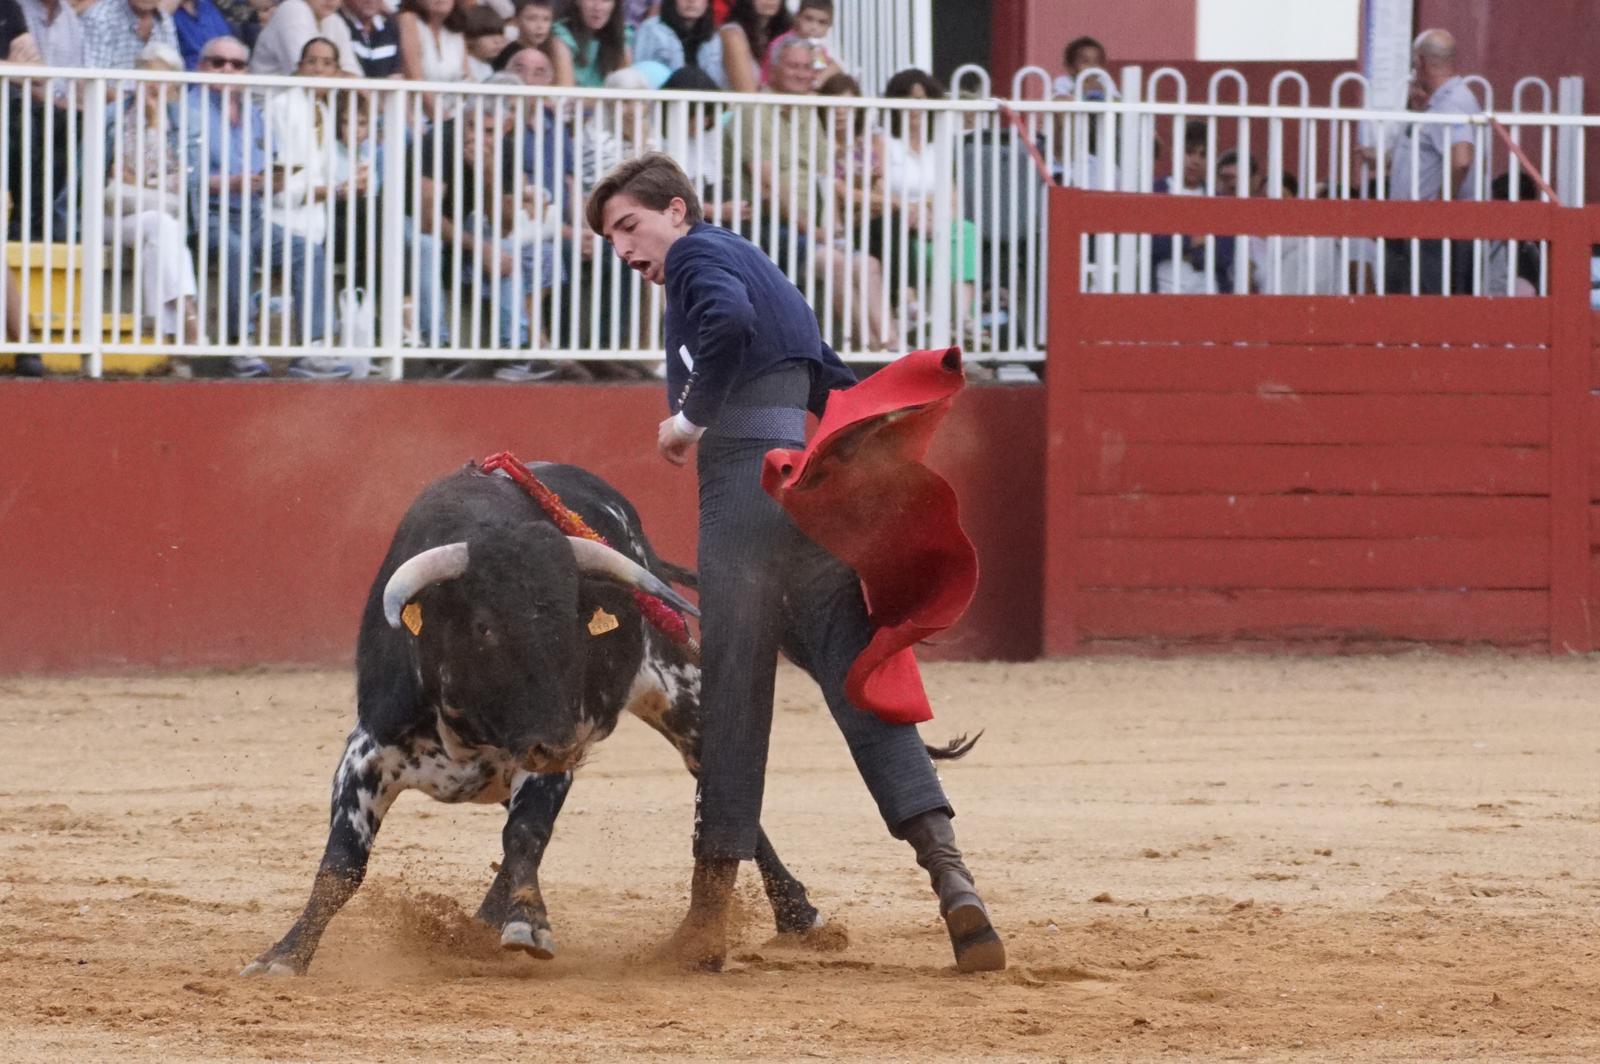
[0,64,1591,379]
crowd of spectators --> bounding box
[2,0,1008,379]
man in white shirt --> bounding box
[248,0,359,75]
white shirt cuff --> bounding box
[672,411,706,439]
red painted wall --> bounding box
[0,381,1041,675]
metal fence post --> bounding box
[1115,65,1143,293]
[1555,77,1585,207]
[79,80,107,378]
[380,85,406,380]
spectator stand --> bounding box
[0,61,1593,379]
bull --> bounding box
[243,460,973,975]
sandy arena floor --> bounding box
[2,656,1598,1062]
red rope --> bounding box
[479,451,693,646]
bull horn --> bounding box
[567,537,700,618]
[382,542,470,628]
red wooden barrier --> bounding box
[0,381,1043,674]
[1045,188,1600,654]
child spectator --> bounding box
[761,0,838,89]
[460,4,506,80]
[717,0,788,93]
[1053,35,1113,100]
[492,0,565,78]
[551,0,631,88]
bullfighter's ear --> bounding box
[382,542,470,627]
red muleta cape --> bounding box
[761,347,979,725]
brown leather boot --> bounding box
[660,858,739,971]
[901,811,1006,973]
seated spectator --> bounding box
[718,0,787,94]
[552,0,631,88]
[172,0,234,70]
[633,0,727,88]
[185,36,330,376]
[580,66,661,185]
[250,0,359,75]
[396,0,468,84]
[459,4,505,80]
[266,36,355,375]
[880,68,983,343]
[1053,35,1114,100]
[83,0,178,70]
[19,0,83,69]
[339,0,398,78]
[236,0,274,50]
[813,72,895,351]
[107,42,202,346]
[492,0,568,80]
[0,4,49,375]
[720,36,878,348]
[761,0,838,89]
[661,63,737,220]
[1151,119,1214,293]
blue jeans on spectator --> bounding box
[199,207,327,343]
[464,212,561,348]
[404,220,449,348]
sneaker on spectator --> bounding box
[229,355,271,379]
[995,363,1040,384]
[14,354,44,377]
[494,361,561,383]
[288,356,355,380]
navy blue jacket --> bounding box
[663,222,854,427]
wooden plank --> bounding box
[1077,589,1547,643]
[1081,344,1550,395]
[1080,495,1548,540]
[1073,296,1550,346]
[1076,538,1548,590]
[1549,210,1595,651]
[1081,394,1547,445]
[1043,185,1085,655]
[1055,189,1556,242]
[1080,443,1548,495]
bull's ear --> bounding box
[383,542,470,627]
[566,537,700,618]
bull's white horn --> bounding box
[567,537,700,618]
[382,542,470,628]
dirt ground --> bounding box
[2,655,1598,1062]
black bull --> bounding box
[243,461,975,975]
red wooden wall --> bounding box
[1045,188,1600,653]
[0,381,1042,674]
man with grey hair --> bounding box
[1382,27,1480,294]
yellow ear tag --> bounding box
[587,607,619,636]
[402,601,423,636]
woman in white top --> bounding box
[106,43,201,344]
[397,0,469,83]
[717,0,789,94]
[879,68,982,341]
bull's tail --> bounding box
[654,558,699,589]
[925,731,982,761]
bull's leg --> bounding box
[754,829,823,934]
[473,803,516,927]
[493,769,572,960]
[241,728,398,976]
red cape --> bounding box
[762,348,979,725]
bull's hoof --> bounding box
[500,920,557,960]
[239,955,301,977]
[771,899,822,936]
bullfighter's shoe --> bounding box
[901,810,1007,973]
[659,857,739,972]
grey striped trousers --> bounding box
[691,365,952,860]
